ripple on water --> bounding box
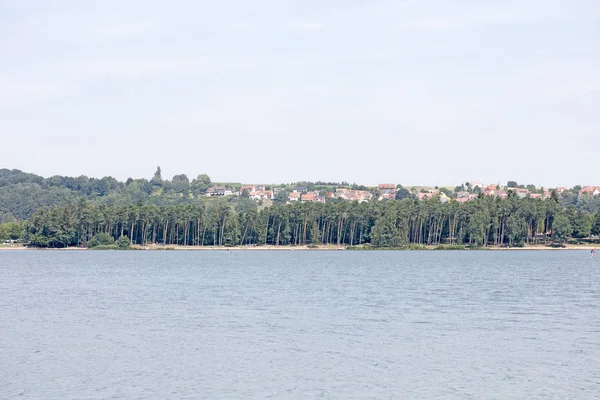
[1,250,600,399]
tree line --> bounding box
[0,167,358,222]
[8,194,600,248]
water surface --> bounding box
[1,250,599,399]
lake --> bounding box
[1,250,599,399]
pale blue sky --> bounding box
[1,0,599,187]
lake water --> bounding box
[1,250,599,399]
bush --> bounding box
[346,244,378,250]
[115,235,130,249]
[89,245,120,250]
[0,222,24,241]
[29,232,49,248]
[87,232,115,248]
[405,244,427,250]
[434,244,466,250]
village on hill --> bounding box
[202,181,597,205]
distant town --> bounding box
[203,181,594,205]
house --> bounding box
[378,193,396,201]
[456,191,470,199]
[496,191,508,199]
[240,184,265,194]
[469,182,484,189]
[417,193,429,201]
[250,190,274,200]
[294,186,308,193]
[301,192,316,202]
[514,188,530,199]
[455,193,480,203]
[555,187,568,194]
[336,188,372,203]
[439,193,450,203]
[288,192,300,202]
[483,188,495,197]
[378,184,396,194]
[530,192,551,200]
[206,186,226,196]
[417,191,449,203]
[580,186,600,196]
[417,191,439,201]
[301,192,325,203]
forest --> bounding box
[1,168,600,248]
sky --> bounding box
[1,0,599,187]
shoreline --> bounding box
[1,244,597,251]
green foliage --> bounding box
[87,232,115,248]
[116,235,131,249]
[552,214,572,244]
[28,233,49,247]
[434,244,466,250]
[395,188,411,200]
[370,205,408,247]
[89,245,120,250]
[572,213,592,238]
[467,210,489,246]
[592,212,600,236]
[170,174,190,195]
[0,222,24,241]
[351,183,368,190]
[438,187,453,198]
[371,216,401,247]
[274,190,289,204]
[115,236,129,249]
[404,244,427,250]
[152,166,162,182]
[191,174,211,196]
